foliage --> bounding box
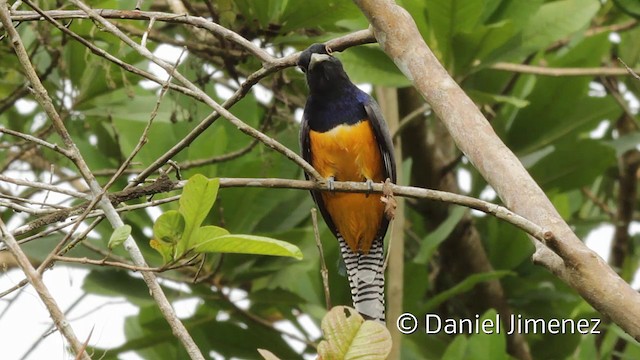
[316,306,392,360]
[1,0,640,359]
[147,174,302,263]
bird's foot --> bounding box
[365,179,374,197]
[327,176,335,192]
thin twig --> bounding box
[0,217,89,359]
[0,127,73,157]
[311,208,331,310]
[51,255,192,272]
[581,187,616,218]
[140,16,155,48]
[1,2,205,358]
[392,103,430,139]
[0,174,90,200]
[62,3,320,180]
[491,62,640,77]
[0,193,67,209]
[21,0,197,99]
[619,58,640,81]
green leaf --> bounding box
[339,46,411,87]
[317,306,392,360]
[441,335,468,360]
[614,0,640,18]
[466,309,509,360]
[453,21,517,74]
[507,34,617,153]
[191,225,230,247]
[414,206,466,264]
[519,0,600,56]
[178,175,220,255]
[108,224,131,250]
[425,0,486,68]
[529,139,616,192]
[194,234,303,260]
[280,1,361,33]
[149,238,173,264]
[483,217,534,271]
[421,271,514,312]
[467,89,529,108]
[153,210,185,245]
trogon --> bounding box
[297,43,396,323]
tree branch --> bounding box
[491,62,640,77]
[353,0,640,341]
[0,217,89,359]
[0,3,206,358]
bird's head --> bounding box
[297,43,350,94]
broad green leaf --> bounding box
[421,271,514,312]
[620,26,640,69]
[178,175,220,255]
[340,46,411,87]
[191,225,230,247]
[441,335,468,360]
[518,0,600,56]
[467,90,529,108]
[507,34,616,153]
[425,0,486,68]
[81,270,179,307]
[453,21,517,74]
[414,206,466,264]
[280,1,361,33]
[466,310,509,360]
[529,140,616,192]
[108,224,131,250]
[483,216,534,271]
[317,306,391,360]
[194,234,303,260]
[614,0,640,18]
[153,210,185,245]
[575,331,598,360]
[485,0,544,31]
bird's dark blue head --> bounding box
[298,43,351,95]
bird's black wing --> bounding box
[363,97,397,184]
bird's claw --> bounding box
[327,176,335,192]
[365,179,373,197]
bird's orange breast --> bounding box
[309,120,385,253]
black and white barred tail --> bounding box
[338,234,385,323]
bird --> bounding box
[297,43,396,323]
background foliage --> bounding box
[1,0,640,359]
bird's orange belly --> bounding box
[309,120,385,253]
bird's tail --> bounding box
[339,235,385,323]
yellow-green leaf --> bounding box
[150,238,172,264]
[178,175,220,255]
[191,225,229,248]
[153,210,185,245]
[108,224,131,250]
[194,234,303,260]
